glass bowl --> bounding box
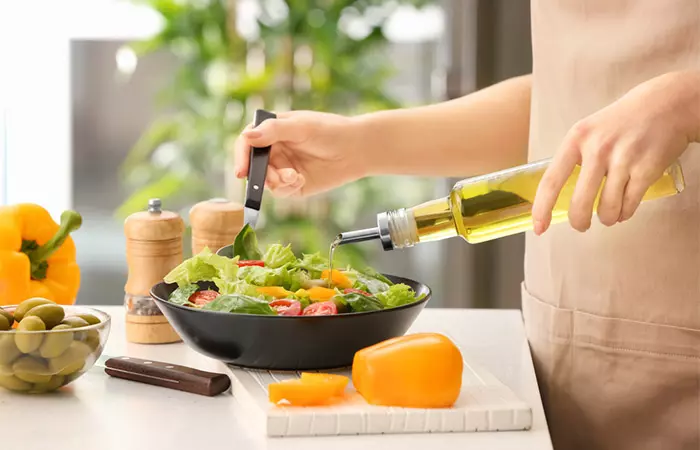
[0,305,111,394]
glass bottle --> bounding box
[337,158,685,250]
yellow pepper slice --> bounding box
[306,286,337,302]
[352,333,463,408]
[256,286,292,298]
[321,269,352,289]
[269,372,349,406]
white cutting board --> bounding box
[226,355,532,437]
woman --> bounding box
[233,1,700,449]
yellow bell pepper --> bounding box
[321,269,352,289]
[306,286,336,302]
[0,204,82,306]
[352,333,463,408]
[256,286,292,298]
[269,372,349,406]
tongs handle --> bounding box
[245,109,277,212]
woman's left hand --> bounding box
[532,70,700,235]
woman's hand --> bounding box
[532,70,700,235]
[232,111,366,198]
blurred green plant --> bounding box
[117,0,436,265]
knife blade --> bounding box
[244,109,277,229]
[95,355,231,396]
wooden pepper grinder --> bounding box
[189,198,244,254]
[124,198,184,344]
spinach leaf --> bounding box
[169,284,199,306]
[201,294,276,315]
[352,274,390,295]
[232,224,263,261]
[334,293,384,312]
[357,267,393,286]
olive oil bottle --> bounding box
[336,158,685,250]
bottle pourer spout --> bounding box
[337,212,394,251]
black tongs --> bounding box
[243,109,277,229]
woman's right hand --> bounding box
[232,110,367,198]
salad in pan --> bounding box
[163,225,426,316]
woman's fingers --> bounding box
[532,143,580,235]
[233,124,253,178]
[597,160,630,226]
[568,156,606,231]
[242,117,308,147]
[264,167,305,197]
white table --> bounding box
[1,307,553,450]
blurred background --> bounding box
[0,0,531,309]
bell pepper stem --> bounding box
[30,210,82,271]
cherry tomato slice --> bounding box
[189,290,220,306]
[237,260,265,267]
[302,301,338,316]
[269,299,302,316]
[343,288,371,296]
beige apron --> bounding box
[524,1,700,449]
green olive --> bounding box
[76,314,100,326]
[31,375,65,393]
[39,324,73,358]
[0,374,32,392]
[61,316,90,329]
[25,304,65,329]
[0,308,13,328]
[49,341,91,376]
[15,316,46,353]
[14,297,54,322]
[0,335,22,365]
[0,314,9,331]
[13,356,52,384]
[0,364,13,376]
[61,316,91,341]
[84,330,101,351]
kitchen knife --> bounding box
[244,109,277,229]
[95,355,231,396]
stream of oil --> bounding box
[327,235,342,288]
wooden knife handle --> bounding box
[104,356,231,396]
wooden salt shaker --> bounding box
[189,198,244,254]
[124,199,184,344]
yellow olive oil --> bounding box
[336,159,686,251]
[413,160,685,244]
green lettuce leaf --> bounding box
[163,247,238,287]
[168,284,199,306]
[263,243,296,269]
[293,252,328,278]
[376,283,422,308]
[213,278,261,297]
[288,269,311,292]
[233,224,263,261]
[201,294,276,315]
[237,264,291,287]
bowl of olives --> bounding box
[0,298,111,394]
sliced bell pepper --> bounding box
[0,204,82,306]
[256,286,292,298]
[306,286,336,302]
[321,269,352,289]
[269,372,350,406]
[299,372,348,396]
[352,333,463,408]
